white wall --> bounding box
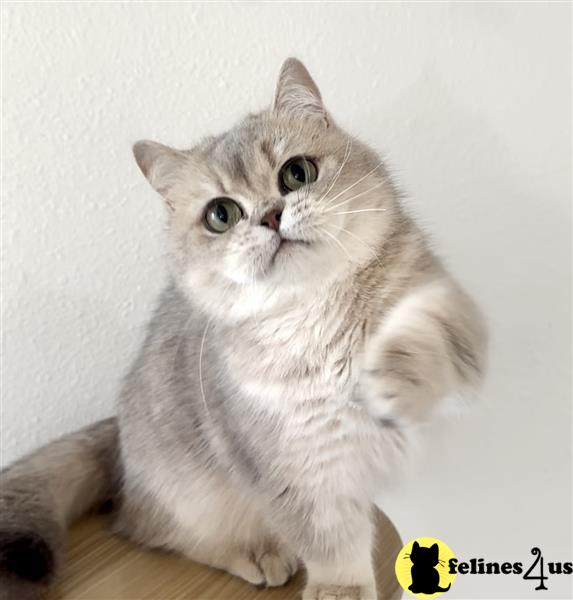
[2,4,571,599]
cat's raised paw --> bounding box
[302,583,377,600]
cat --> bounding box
[0,58,487,600]
[408,541,451,594]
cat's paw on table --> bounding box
[302,582,377,600]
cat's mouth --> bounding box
[279,238,300,250]
[265,235,309,270]
[275,236,309,256]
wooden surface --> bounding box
[53,510,402,599]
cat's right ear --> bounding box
[273,58,328,125]
[133,140,187,206]
[412,541,420,550]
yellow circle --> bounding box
[395,537,457,598]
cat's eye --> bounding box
[279,156,318,194]
[204,198,243,233]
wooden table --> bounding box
[52,510,403,599]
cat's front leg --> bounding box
[359,281,486,426]
[302,536,377,600]
[267,490,377,600]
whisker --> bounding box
[312,225,354,262]
[325,179,388,213]
[316,137,353,206]
[333,208,388,216]
[323,159,385,209]
[199,316,215,421]
[326,223,382,265]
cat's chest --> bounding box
[212,300,386,495]
[221,300,365,408]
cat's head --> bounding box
[410,541,440,566]
[134,58,398,319]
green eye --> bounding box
[204,198,243,233]
[279,156,318,193]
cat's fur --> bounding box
[0,59,486,600]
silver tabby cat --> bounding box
[0,59,487,600]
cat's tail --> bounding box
[0,418,120,600]
[437,584,452,592]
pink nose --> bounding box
[260,209,282,232]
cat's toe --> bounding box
[218,541,298,588]
[257,547,298,586]
[302,583,377,600]
[226,553,266,586]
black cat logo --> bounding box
[408,541,451,594]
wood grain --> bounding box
[52,510,402,599]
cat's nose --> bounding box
[260,208,282,232]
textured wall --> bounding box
[2,4,571,599]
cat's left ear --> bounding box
[431,544,439,553]
[273,58,328,126]
[133,140,187,207]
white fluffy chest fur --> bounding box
[225,284,364,409]
[219,287,390,499]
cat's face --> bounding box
[134,59,397,319]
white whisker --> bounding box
[325,179,388,213]
[199,316,215,420]
[326,223,381,265]
[333,208,388,216]
[313,225,354,262]
[317,137,353,206]
[323,159,385,209]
